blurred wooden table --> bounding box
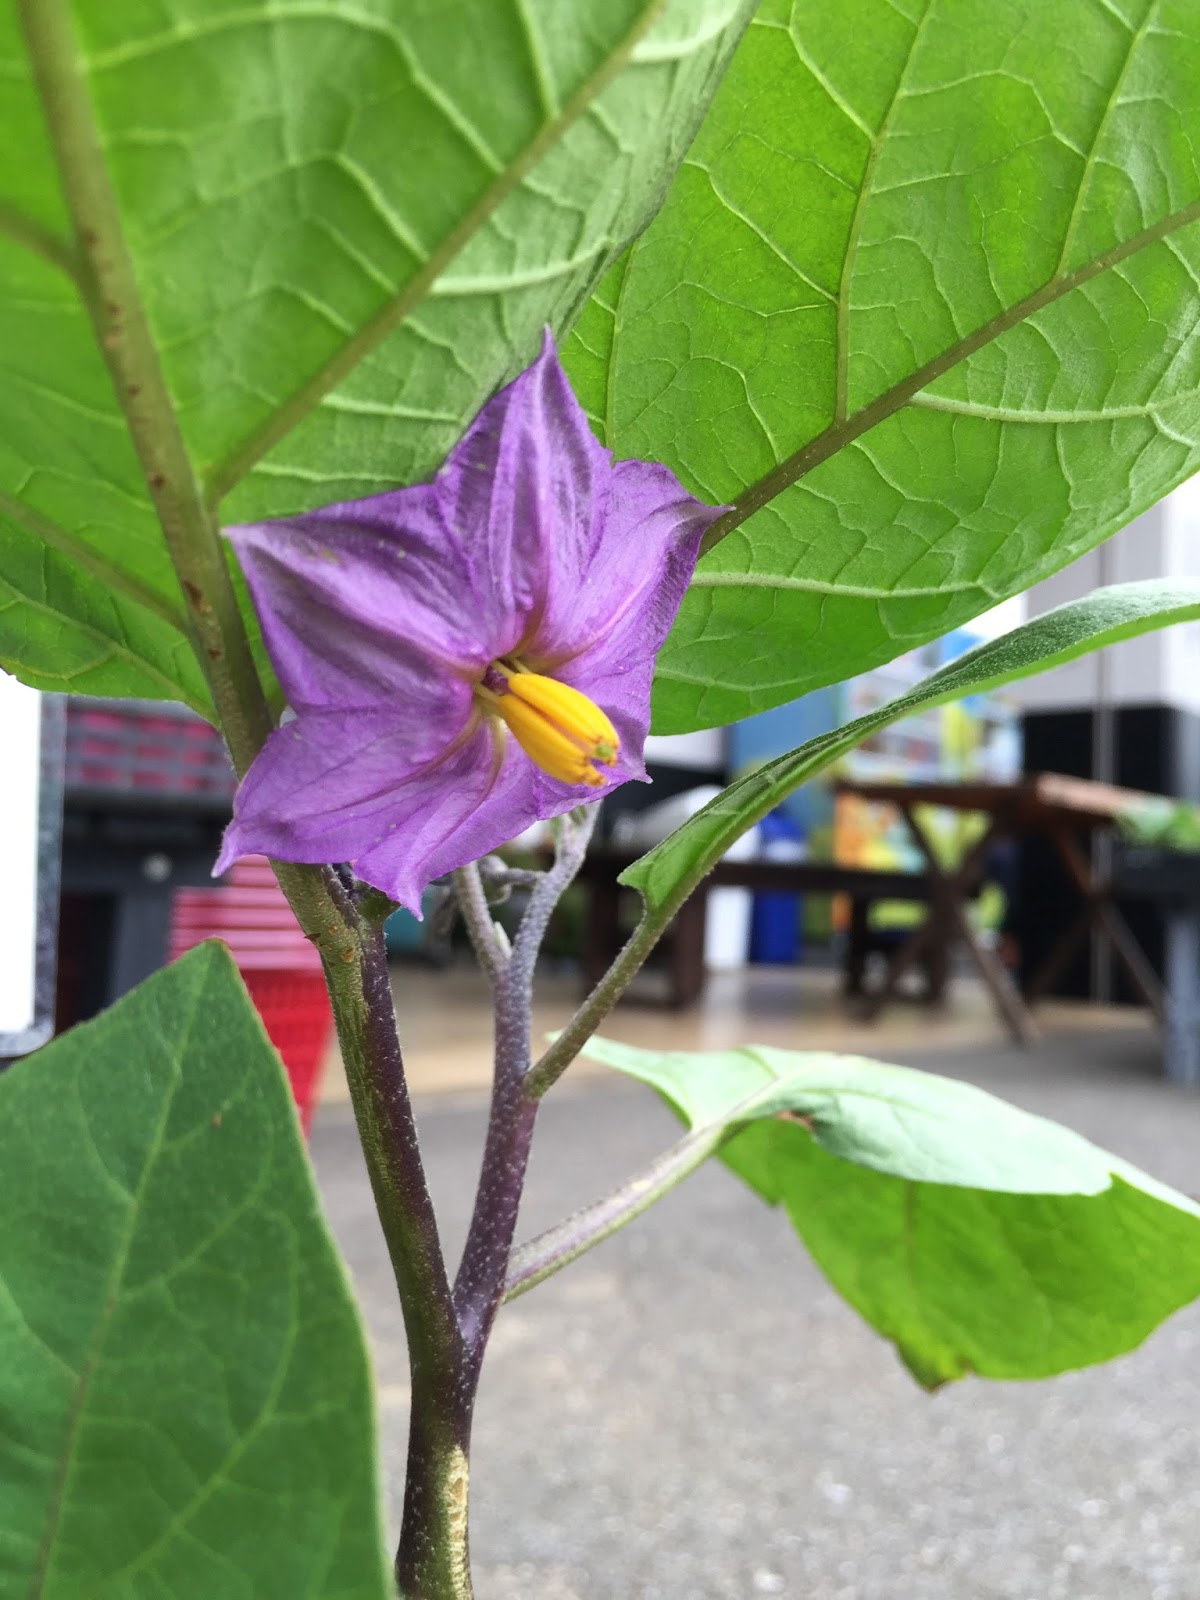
[577,853,943,1009]
[836,773,1166,1046]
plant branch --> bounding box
[451,864,506,986]
[505,1117,732,1301]
[526,904,663,1099]
[453,806,598,1357]
[510,808,597,984]
[329,908,458,1350]
[312,886,468,1600]
[19,0,272,777]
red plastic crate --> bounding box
[241,969,333,1135]
[169,857,330,1128]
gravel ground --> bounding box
[311,1025,1200,1600]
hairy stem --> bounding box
[505,1117,733,1301]
[526,906,662,1098]
[22,12,469,1593]
[451,864,505,986]
[454,809,597,1353]
[393,811,599,1596]
[18,0,271,774]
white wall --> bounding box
[643,727,726,769]
[1012,480,1200,713]
[0,672,42,1037]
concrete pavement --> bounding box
[311,1024,1200,1599]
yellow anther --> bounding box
[491,670,619,787]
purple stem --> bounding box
[454,807,598,1369]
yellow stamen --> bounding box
[491,670,619,787]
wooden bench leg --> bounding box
[583,876,622,993]
[670,891,708,1008]
[843,897,869,998]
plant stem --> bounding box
[451,864,505,986]
[329,913,468,1600]
[22,13,471,1592]
[504,1118,733,1300]
[377,809,596,1597]
[525,906,662,1098]
[19,0,271,775]
[453,811,596,1354]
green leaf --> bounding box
[580,1035,1200,1386]
[624,578,1200,917]
[0,944,390,1600]
[562,0,1200,730]
[0,0,750,704]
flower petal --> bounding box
[227,493,498,713]
[353,725,642,911]
[220,332,720,907]
[216,697,470,870]
[218,706,629,914]
[434,328,613,654]
[538,458,726,748]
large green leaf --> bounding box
[0,0,750,704]
[581,1035,1200,1386]
[624,578,1200,915]
[563,0,1200,731]
[0,944,389,1600]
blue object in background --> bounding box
[384,890,440,956]
[749,810,806,964]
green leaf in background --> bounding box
[624,578,1200,917]
[581,1035,1200,1387]
[0,0,750,707]
[1120,795,1200,852]
[0,944,390,1600]
[563,0,1200,730]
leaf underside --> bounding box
[582,1035,1200,1388]
[0,944,390,1600]
[0,0,752,707]
[564,0,1200,730]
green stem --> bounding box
[504,1118,732,1301]
[526,908,662,1098]
[18,0,271,776]
[22,14,466,1589]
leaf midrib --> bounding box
[26,977,203,1600]
[0,490,188,632]
[832,0,934,425]
[203,0,674,503]
[699,196,1200,557]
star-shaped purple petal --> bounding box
[217,331,725,912]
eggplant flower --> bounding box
[216,332,724,913]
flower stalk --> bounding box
[388,810,597,1596]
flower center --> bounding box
[477,660,619,789]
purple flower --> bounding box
[216,333,724,913]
